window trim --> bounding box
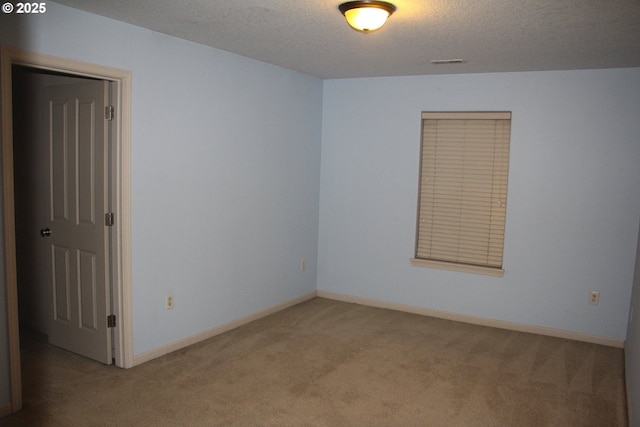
[410,257,505,277]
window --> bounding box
[411,112,511,277]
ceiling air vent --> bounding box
[430,59,465,64]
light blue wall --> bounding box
[319,69,640,340]
[0,0,323,366]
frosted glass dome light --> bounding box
[339,1,396,33]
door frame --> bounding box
[1,46,133,413]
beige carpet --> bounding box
[1,297,628,426]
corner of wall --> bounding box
[625,219,640,426]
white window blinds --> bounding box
[414,112,511,274]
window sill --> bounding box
[410,258,504,277]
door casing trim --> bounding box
[1,46,133,413]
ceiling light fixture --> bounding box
[339,1,396,33]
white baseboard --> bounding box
[317,290,625,348]
[133,291,317,366]
[132,288,623,367]
[0,402,13,418]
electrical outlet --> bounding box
[589,291,600,305]
[166,293,174,310]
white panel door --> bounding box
[38,80,111,364]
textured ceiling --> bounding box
[52,0,640,79]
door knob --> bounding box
[40,228,52,237]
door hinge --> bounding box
[105,212,115,226]
[105,106,114,121]
[107,315,116,328]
